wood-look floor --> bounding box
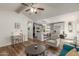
[0,39,58,56]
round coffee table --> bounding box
[25,44,46,56]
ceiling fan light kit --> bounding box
[30,7,34,12]
[30,7,37,13]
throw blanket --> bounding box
[66,48,79,56]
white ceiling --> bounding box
[0,3,21,11]
[23,3,79,21]
[1,3,79,21]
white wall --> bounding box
[41,11,79,39]
[0,11,32,47]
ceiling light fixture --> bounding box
[30,7,37,13]
[30,7,34,12]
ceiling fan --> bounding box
[21,3,44,14]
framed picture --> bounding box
[68,22,73,32]
[14,22,21,29]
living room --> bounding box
[0,3,79,56]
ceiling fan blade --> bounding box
[25,9,30,12]
[21,3,29,6]
[37,8,44,10]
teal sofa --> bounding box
[59,44,75,56]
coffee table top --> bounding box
[25,44,46,55]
